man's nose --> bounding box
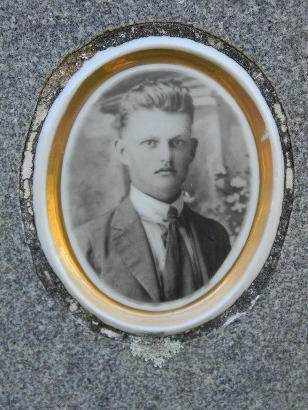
[159,141,173,162]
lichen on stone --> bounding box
[129,336,184,368]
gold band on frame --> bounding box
[47,49,272,326]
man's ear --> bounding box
[190,138,198,161]
[114,139,129,165]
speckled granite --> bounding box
[1,1,307,409]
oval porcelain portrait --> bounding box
[33,36,284,334]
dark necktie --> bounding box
[160,206,200,301]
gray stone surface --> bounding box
[1,1,307,409]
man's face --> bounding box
[116,108,197,203]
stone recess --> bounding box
[20,21,294,339]
[1,1,306,409]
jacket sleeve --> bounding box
[217,222,231,265]
[73,218,106,275]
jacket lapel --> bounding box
[110,197,160,302]
[183,205,214,283]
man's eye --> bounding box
[172,139,186,148]
[143,139,157,147]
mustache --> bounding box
[154,167,176,174]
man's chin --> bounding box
[155,170,177,177]
[149,185,182,203]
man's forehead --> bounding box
[122,108,192,138]
[125,107,191,119]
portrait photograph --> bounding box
[61,64,259,308]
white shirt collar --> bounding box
[130,185,184,224]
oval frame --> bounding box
[61,62,260,311]
[32,36,284,335]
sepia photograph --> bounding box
[61,64,259,306]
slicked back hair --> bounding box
[117,79,194,133]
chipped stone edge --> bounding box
[19,22,294,349]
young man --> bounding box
[78,79,231,303]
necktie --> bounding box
[160,206,200,301]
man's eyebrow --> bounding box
[171,134,187,139]
[140,136,159,140]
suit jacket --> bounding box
[76,197,231,303]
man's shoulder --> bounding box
[183,205,231,277]
[79,207,115,232]
[74,204,119,245]
[184,205,229,237]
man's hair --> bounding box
[117,79,194,131]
